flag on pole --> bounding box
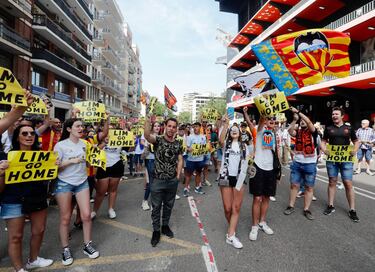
[252,29,351,96]
[164,85,177,112]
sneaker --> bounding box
[90,211,96,220]
[108,208,116,219]
[83,241,99,259]
[194,186,205,195]
[90,198,94,203]
[258,222,274,235]
[249,226,259,241]
[175,194,181,200]
[202,180,212,186]
[336,183,344,190]
[303,210,314,220]
[62,247,73,266]
[269,196,276,202]
[354,169,361,174]
[348,210,359,222]
[226,233,243,249]
[183,188,189,197]
[151,231,161,247]
[142,200,150,211]
[323,205,335,215]
[366,169,374,176]
[296,191,304,198]
[26,256,53,269]
[312,195,317,201]
[16,269,29,272]
[283,206,295,215]
[73,222,83,229]
[161,225,174,238]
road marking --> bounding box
[188,196,218,272]
[98,218,201,249]
[0,248,200,272]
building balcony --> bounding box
[93,13,105,28]
[92,52,105,66]
[0,0,32,20]
[66,0,93,22]
[102,62,123,81]
[128,64,136,74]
[32,48,91,86]
[92,73,104,85]
[0,21,31,56]
[33,15,91,65]
[93,33,104,47]
[31,85,48,96]
[54,91,71,103]
[38,0,92,44]
[128,76,135,86]
[102,79,123,97]
[102,47,119,66]
[102,28,121,51]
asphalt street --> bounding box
[0,159,375,272]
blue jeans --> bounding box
[0,203,23,219]
[326,161,353,181]
[144,159,155,201]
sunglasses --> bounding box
[267,117,276,121]
[21,131,35,137]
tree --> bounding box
[198,95,227,121]
[151,99,176,118]
[178,111,192,124]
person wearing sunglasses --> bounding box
[0,125,54,271]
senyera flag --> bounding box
[164,85,177,112]
[252,29,351,96]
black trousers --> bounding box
[150,178,178,231]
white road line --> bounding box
[188,196,218,272]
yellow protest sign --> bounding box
[0,67,27,106]
[326,145,355,163]
[0,112,7,119]
[276,113,287,122]
[201,109,220,121]
[131,125,144,136]
[108,130,134,147]
[86,146,106,170]
[25,95,48,115]
[191,144,208,156]
[148,97,157,114]
[155,116,164,123]
[254,92,289,116]
[110,116,121,124]
[5,151,58,184]
[74,101,106,122]
[176,136,186,153]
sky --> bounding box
[117,0,237,111]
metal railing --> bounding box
[93,33,103,40]
[76,0,93,20]
[31,85,48,95]
[32,48,91,83]
[0,21,30,51]
[54,91,71,102]
[12,0,32,15]
[326,1,374,29]
[92,72,104,84]
[52,0,92,40]
[33,15,91,61]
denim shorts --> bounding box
[357,148,372,162]
[203,154,211,165]
[55,179,89,195]
[0,203,23,219]
[290,161,317,187]
[133,154,144,165]
[217,148,223,161]
[326,161,353,181]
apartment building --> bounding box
[181,92,225,121]
[217,0,375,127]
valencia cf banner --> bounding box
[252,29,351,96]
[164,85,177,112]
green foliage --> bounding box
[178,111,192,124]
[198,95,226,121]
[151,99,175,118]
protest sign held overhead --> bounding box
[276,113,287,122]
[148,97,157,115]
[110,116,121,124]
[132,125,144,136]
[326,145,355,163]
[191,144,208,157]
[108,130,135,147]
[0,67,27,106]
[25,95,48,115]
[5,151,58,184]
[202,108,220,121]
[74,101,106,122]
[86,146,106,170]
[252,29,351,96]
[254,92,289,116]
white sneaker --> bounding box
[269,196,276,202]
[108,208,116,219]
[366,169,374,176]
[249,226,259,241]
[90,211,96,220]
[336,183,344,190]
[312,195,317,201]
[142,200,150,211]
[259,222,274,235]
[26,256,53,269]
[226,233,243,249]
[354,169,361,174]
[16,269,29,272]
[175,194,181,200]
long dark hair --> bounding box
[60,118,82,141]
[225,125,246,159]
[11,125,40,151]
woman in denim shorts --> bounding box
[54,119,99,266]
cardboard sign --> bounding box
[191,144,208,156]
[326,145,355,162]
[108,130,134,147]
[176,136,186,153]
[86,146,106,170]
[74,101,106,122]
[131,125,144,136]
[0,67,27,106]
[254,92,289,116]
[202,109,220,121]
[148,97,157,114]
[5,151,58,184]
[25,95,48,115]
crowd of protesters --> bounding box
[0,91,374,271]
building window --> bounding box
[31,71,45,87]
[55,79,68,94]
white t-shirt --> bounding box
[103,146,122,167]
[254,128,275,171]
[54,139,88,186]
[135,135,145,155]
[187,133,206,162]
[1,131,12,153]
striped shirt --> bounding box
[356,128,375,149]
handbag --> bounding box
[21,195,48,214]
